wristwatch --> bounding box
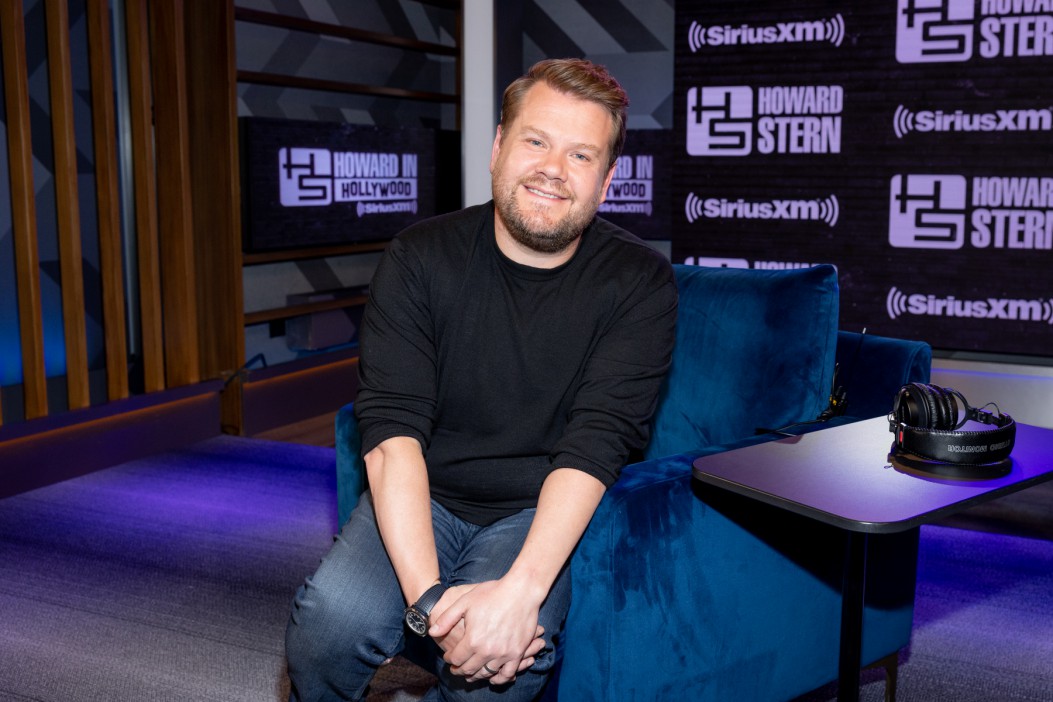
[404,582,446,636]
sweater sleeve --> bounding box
[354,235,437,456]
[549,257,678,486]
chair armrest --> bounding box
[336,403,364,525]
[836,331,932,421]
[559,450,917,701]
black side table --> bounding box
[691,416,1053,702]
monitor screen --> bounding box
[241,117,439,252]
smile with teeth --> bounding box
[524,185,567,201]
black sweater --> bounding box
[355,203,677,525]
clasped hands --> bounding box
[427,581,547,686]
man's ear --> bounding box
[489,125,503,173]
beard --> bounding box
[493,175,600,255]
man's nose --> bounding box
[536,150,567,181]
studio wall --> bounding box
[674,0,1052,358]
[235,0,459,368]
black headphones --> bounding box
[888,383,1015,465]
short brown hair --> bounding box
[500,58,629,170]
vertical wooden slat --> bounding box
[45,0,90,410]
[149,0,200,388]
[186,0,244,378]
[85,0,130,401]
[1,0,48,421]
[184,0,244,431]
[123,0,165,393]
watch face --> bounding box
[405,608,428,636]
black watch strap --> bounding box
[404,581,446,636]
[413,582,446,618]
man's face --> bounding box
[490,83,617,257]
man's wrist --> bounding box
[404,580,446,637]
[500,568,550,606]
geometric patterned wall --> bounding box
[499,0,675,130]
[235,0,458,128]
[235,0,460,367]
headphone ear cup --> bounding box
[893,385,917,426]
[913,383,940,429]
[928,384,957,430]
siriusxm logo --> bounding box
[893,104,1053,137]
[889,174,1053,250]
[279,147,419,216]
[685,192,839,227]
[887,286,1053,324]
[686,85,843,157]
[896,0,1053,63]
[600,155,654,216]
[687,14,845,51]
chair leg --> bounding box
[864,652,899,702]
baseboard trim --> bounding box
[0,382,222,499]
[240,352,359,437]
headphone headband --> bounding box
[888,383,1015,465]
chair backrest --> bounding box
[643,264,839,459]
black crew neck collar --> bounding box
[486,203,590,279]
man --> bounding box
[285,58,677,702]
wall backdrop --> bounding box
[674,0,1052,357]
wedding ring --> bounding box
[483,663,498,675]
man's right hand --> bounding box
[428,583,546,684]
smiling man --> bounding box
[285,59,678,702]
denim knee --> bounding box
[428,666,553,702]
[286,500,407,700]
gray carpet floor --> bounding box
[0,436,336,701]
[0,435,1050,701]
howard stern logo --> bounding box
[279,147,419,216]
[887,286,1053,324]
[896,0,1053,63]
[687,14,845,50]
[600,154,654,216]
[686,85,843,156]
[685,192,840,227]
[893,103,1053,137]
[889,174,1053,250]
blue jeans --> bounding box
[285,493,571,701]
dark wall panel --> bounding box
[674,1,1052,357]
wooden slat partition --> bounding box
[183,1,245,434]
[45,0,90,411]
[1,0,48,421]
[149,0,200,388]
[123,0,166,393]
[85,0,131,402]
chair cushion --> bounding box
[644,264,839,459]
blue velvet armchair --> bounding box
[334,263,932,701]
